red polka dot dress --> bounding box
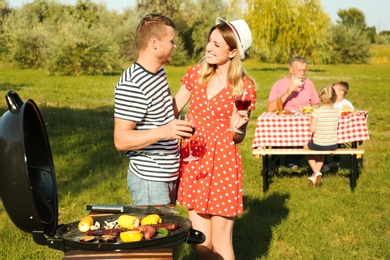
[177,64,256,217]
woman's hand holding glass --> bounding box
[229,92,252,134]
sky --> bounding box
[8,0,390,32]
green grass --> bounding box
[0,53,390,259]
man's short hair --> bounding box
[332,81,350,96]
[136,14,176,50]
[290,56,307,67]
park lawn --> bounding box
[0,57,389,259]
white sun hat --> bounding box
[216,18,253,61]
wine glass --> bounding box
[183,114,199,162]
[229,92,251,134]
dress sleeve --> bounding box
[181,64,201,92]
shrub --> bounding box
[44,19,121,76]
[331,24,371,64]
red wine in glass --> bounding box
[235,99,251,110]
[190,127,196,135]
[183,114,199,162]
[229,96,251,133]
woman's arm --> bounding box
[172,85,192,116]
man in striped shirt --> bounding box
[114,14,192,206]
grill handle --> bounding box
[33,230,66,251]
[6,90,24,112]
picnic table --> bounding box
[252,111,369,192]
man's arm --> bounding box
[114,117,191,151]
[267,80,302,112]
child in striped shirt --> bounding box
[304,86,339,186]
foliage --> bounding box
[331,24,371,64]
[379,30,390,36]
[0,0,11,58]
[136,0,181,18]
[243,0,332,64]
[170,33,190,66]
[337,7,366,28]
[2,3,53,68]
[44,20,121,75]
[109,9,140,62]
[2,0,123,75]
[157,0,227,61]
[376,31,390,45]
[0,0,385,75]
[337,7,376,43]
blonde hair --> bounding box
[198,22,255,97]
[319,86,337,105]
[136,14,176,50]
[332,81,349,97]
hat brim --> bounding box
[216,18,245,60]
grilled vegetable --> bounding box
[118,215,140,229]
[78,216,94,232]
[157,227,169,237]
[120,230,143,242]
[141,214,162,225]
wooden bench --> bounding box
[252,148,365,193]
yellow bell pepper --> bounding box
[120,230,143,242]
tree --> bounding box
[3,0,122,75]
[337,8,376,43]
[0,0,11,59]
[337,8,366,28]
[243,0,331,63]
[377,30,390,44]
[185,0,227,60]
[331,24,371,64]
[2,2,50,68]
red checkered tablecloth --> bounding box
[252,111,369,149]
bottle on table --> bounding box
[276,96,283,115]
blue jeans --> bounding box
[127,170,177,206]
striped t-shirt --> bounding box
[114,62,180,182]
[311,106,339,146]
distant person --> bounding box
[332,81,354,110]
[304,86,339,186]
[324,81,355,168]
[267,56,319,169]
[113,14,192,206]
[173,18,256,259]
[268,56,319,113]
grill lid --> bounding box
[0,91,58,236]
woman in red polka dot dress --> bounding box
[173,18,256,260]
